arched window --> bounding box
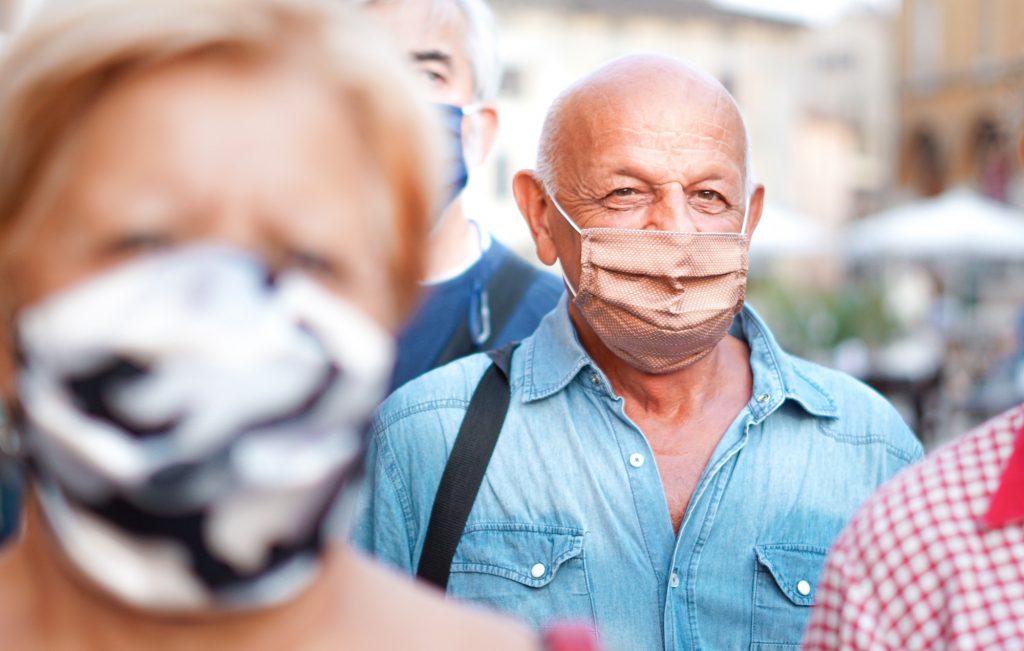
[903,127,945,197]
[969,118,1011,203]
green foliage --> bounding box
[747,277,904,359]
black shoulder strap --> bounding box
[416,343,517,590]
[432,254,539,369]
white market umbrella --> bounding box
[846,187,1024,262]
[749,203,834,260]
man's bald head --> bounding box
[536,54,754,201]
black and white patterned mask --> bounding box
[13,246,394,611]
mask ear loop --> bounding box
[548,193,582,297]
[739,196,751,238]
[460,104,485,167]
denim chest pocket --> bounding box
[447,523,596,631]
[750,543,827,650]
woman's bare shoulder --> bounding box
[337,550,539,651]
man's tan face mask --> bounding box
[552,194,750,374]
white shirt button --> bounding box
[796,579,812,596]
[591,373,601,385]
[757,393,771,404]
[629,453,645,468]
[531,563,546,579]
[670,572,680,588]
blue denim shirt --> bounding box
[355,298,923,651]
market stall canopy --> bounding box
[749,203,834,260]
[846,187,1024,261]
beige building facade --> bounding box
[899,0,1024,203]
[466,0,900,256]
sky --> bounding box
[714,0,900,24]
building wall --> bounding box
[800,10,899,220]
[899,0,1024,202]
[464,2,898,257]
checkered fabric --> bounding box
[803,403,1024,650]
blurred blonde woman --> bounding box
[0,1,596,649]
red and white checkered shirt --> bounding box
[804,403,1024,650]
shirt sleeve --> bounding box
[351,426,418,573]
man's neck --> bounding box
[1,496,347,650]
[424,201,482,282]
[569,305,752,423]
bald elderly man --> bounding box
[355,56,922,650]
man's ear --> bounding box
[513,170,559,266]
[744,185,765,237]
[464,104,498,167]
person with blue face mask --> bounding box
[356,0,564,391]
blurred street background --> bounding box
[4,0,1024,446]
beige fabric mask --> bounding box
[552,196,750,374]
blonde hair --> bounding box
[0,0,439,313]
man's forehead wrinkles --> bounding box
[709,95,747,152]
[585,125,740,162]
[590,125,682,141]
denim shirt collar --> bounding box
[521,295,839,422]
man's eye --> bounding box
[696,190,725,202]
[692,190,730,214]
[609,188,637,198]
[286,250,336,277]
[418,68,446,85]
[103,233,174,256]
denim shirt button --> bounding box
[757,393,771,404]
[590,373,600,385]
[531,563,547,579]
[796,579,812,596]
[629,453,645,468]
[670,572,680,589]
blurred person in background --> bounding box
[0,1,596,649]
[354,0,563,391]
[357,54,922,650]
[802,133,1024,651]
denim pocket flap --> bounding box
[451,523,585,588]
[753,543,827,607]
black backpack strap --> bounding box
[416,343,518,590]
[432,254,539,369]
[485,342,516,377]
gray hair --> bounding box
[352,0,501,102]
[536,92,758,205]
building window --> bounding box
[816,52,856,72]
[904,128,945,196]
[971,119,1011,202]
[500,67,523,98]
[494,153,510,200]
[719,72,735,97]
